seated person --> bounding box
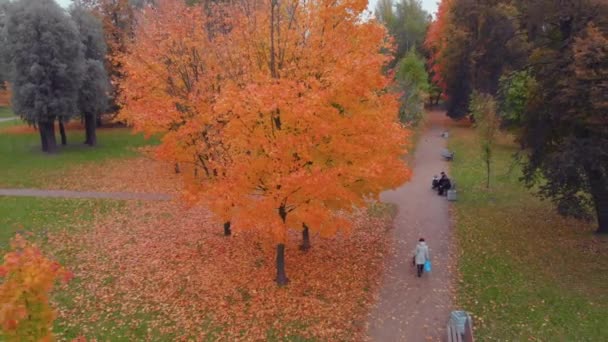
[438,176,451,196]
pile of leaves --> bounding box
[48,201,393,340]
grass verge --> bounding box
[449,126,608,340]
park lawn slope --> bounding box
[449,126,608,340]
[0,124,157,188]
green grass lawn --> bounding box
[0,106,15,118]
[449,127,608,340]
[0,196,121,250]
[0,124,158,188]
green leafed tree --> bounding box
[518,0,608,234]
[395,49,429,126]
[470,91,500,189]
[375,0,429,63]
[71,3,109,147]
[497,70,536,131]
[4,0,84,152]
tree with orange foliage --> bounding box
[424,0,452,100]
[120,0,411,285]
[0,235,72,341]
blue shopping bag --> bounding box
[424,260,432,272]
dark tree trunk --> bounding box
[38,123,48,152]
[299,223,311,251]
[59,120,67,146]
[275,243,289,286]
[590,181,608,234]
[275,205,289,285]
[96,115,102,128]
[486,157,491,189]
[44,120,57,153]
[223,221,231,236]
[174,163,180,174]
[84,113,97,146]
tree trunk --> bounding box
[486,157,490,189]
[38,123,48,152]
[59,120,67,146]
[590,181,608,234]
[96,115,102,128]
[223,221,231,236]
[84,113,97,146]
[484,144,491,189]
[44,120,57,153]
[275,243,289,286]
[299,223,311,251]
[275,204,290,285]
[594,195,608,234]
[174,163,180,174]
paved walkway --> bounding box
[0,117,18,123]
[0,188,171,201]
[367,110,455,341]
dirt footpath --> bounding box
[367,110,456,341]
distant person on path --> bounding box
[412,238,430,277]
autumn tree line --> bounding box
[425,0,608,234]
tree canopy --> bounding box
[427,0,608,233]
[4,0,84,152]
[71,3,109,146]
[119,0,411,284]
[375,0,430,63]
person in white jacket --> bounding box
[412,238,430,277]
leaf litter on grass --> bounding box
[47,200,393,341]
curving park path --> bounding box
[0,188,171,201]
[367,110,456,341]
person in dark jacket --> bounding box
[437,173,451,195]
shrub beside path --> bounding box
[367,110,456,341]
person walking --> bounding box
[412,238,430,277]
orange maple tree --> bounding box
[120,0,411,285]
[0,235,72,341]
[424,0,453,93]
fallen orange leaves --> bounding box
[47,154,182,195]
[47,201,392,340]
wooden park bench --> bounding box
[447,311,474,342]
[441,148,455,161]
